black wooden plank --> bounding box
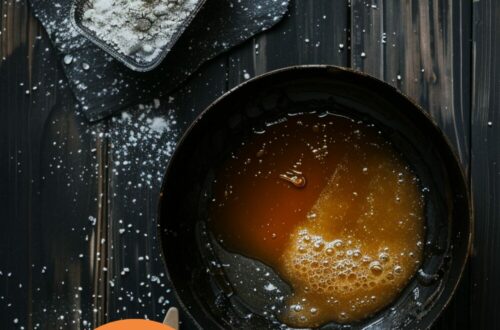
[471,1,500,329]
[104,58,228,326]
[29,86,108,330]
[350,1,472,328]
[351,0,471,167]
[227,0,350,85]
[0,1,107,329]
[0,3,35,327]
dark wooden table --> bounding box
[1,0,499,329]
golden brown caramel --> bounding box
[209,114,424,327]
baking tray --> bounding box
[71,0,207,72]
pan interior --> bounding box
[158,67,470,329]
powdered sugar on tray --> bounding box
[82,0,200,63]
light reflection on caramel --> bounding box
[210,114,424,327]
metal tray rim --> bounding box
[70,0,207,72]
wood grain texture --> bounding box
[0,2,107,329]
[350,0,471,167]
[104,58,228,327]
[227,0,349,85]
[350,2,472,328]
[471,0,500,329]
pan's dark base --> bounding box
[158,66,472,329]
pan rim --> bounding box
[156,64,474,329]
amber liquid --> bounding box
[209,114,425,327]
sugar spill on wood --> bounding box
[109,101,178,189]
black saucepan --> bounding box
[158,66,472,329]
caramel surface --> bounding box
[209,114,424,327]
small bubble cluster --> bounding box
[278,126,424,327]
[209,113,425,328]
[280,229,418,326]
